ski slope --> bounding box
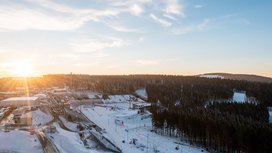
[81,99,208,153]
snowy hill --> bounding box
[81,102,208,153]
[135,88,148,100]
[199,74,224,79]
[198,73,272,83]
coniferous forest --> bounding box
[145,77,272,153]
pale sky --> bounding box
[0,0,271,77]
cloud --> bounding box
[165,0,185,17]
[71,37,129,53]
[109,24,143,33]
[136,60,159,65]
[0,0,123,31]
[0,6,82,31]
[194,5,205,8]
[237,19,251,25]
[138,37,145,42]
[150,14,172,27]
[163,14,178,20]
[106,0,152,7]
[209,14,250,29]
[0,0,188,32]
[103,0,153,16]
[171,19,210,35]
[129,4,144,16]
[197,19,210,30]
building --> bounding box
[232,90,247,103]
[13,108,25,120]
[0,97,40,107]
[51,86,69,94]
[130,102,151,109]
[33,93,47,100]
[12,108,33,126]
[0,91,18,100]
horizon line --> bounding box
[1,72,272,79]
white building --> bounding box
[33,94,47,100]
[232,91,247,103]
[0,97,40,107]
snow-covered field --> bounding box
[30,109,53,127]
[81,99,208,153]
[0,130,43,153]
[87,92,102,99]
[48,123,109,153]
[102,95,144,103]
[233,91,246,103]
[135,88,148,99]
[199,75,224,79]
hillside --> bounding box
[199,73,272,83]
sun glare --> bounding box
[12,63,33,77]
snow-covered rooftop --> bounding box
[0,91,16,94]
[2,96,38,102]
[33,93,47,98]
[233,91,247,102]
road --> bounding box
[36,131,60,153]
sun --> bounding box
[12,62,33,77]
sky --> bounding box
[0,0,272,77]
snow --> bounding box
[47,123,107,153]
[2,96,39,102]
[81,101,208,153]
[0,91,16,94]
[48,123,90,153]
[87,92,101,99]
[73,91,101,99]
[199,75,224,79]
[269,111,272,123]
[26,109,53,127]
[0,130,43,153]
[59,116,78,131]
[233,91,246,103]
[103,95,144,103]
[135,88,148,99]
[34,93,47,98]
